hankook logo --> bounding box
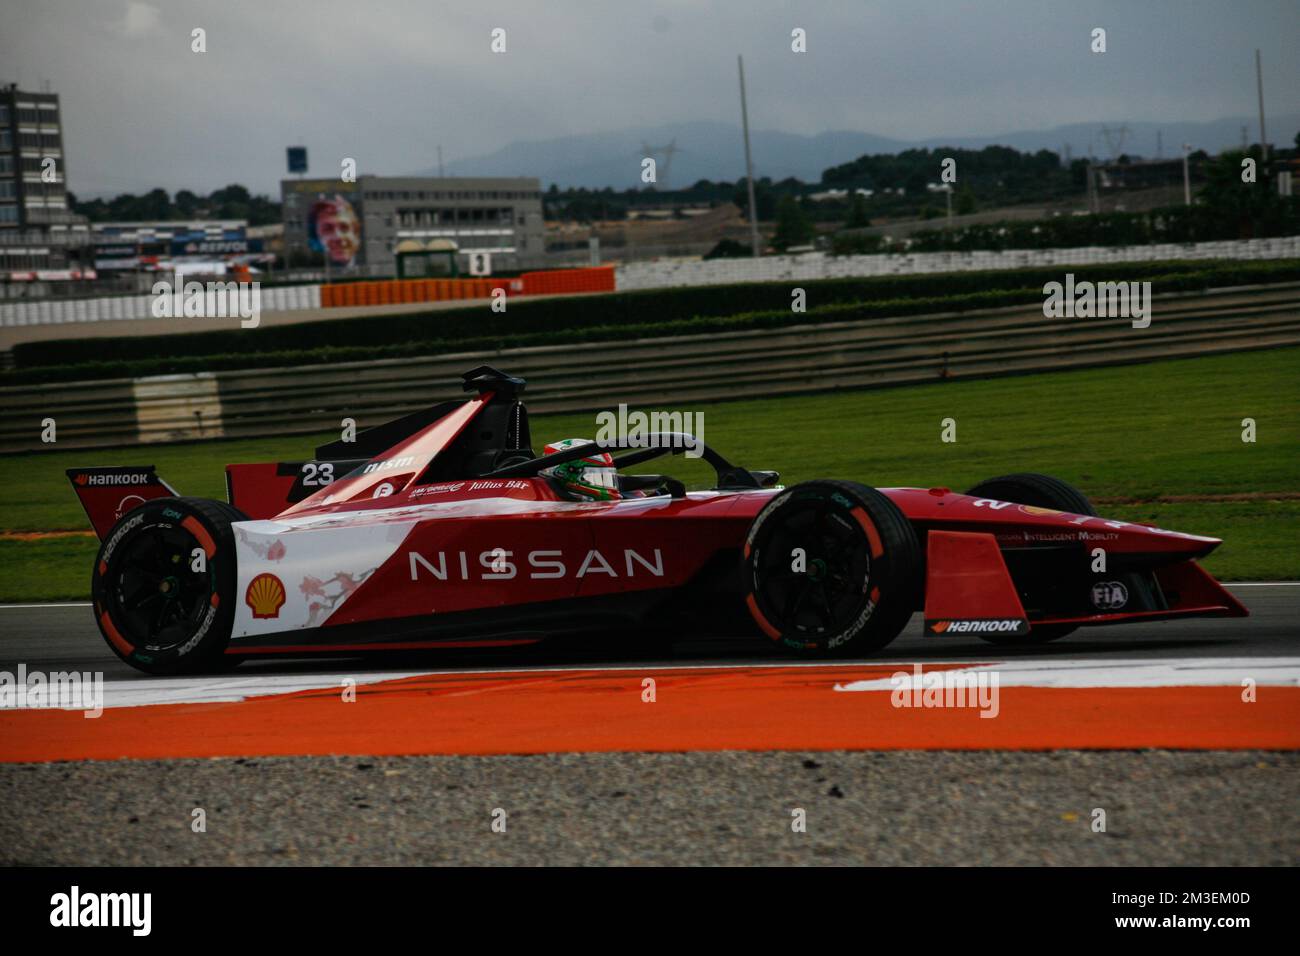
[928,619,1026,634]
[80,473,150,486]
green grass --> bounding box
[1094,500,1300,582]
[0,538,97,603]
[2,346,1296,600]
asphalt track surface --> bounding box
[1,585,1297,865]
[3,583,1297,677]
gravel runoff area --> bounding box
[2,750,1295,866]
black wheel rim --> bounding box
[105,523,216,652]
[752,498,872,637]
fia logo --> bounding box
[1090,580,1129,610]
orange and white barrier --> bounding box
[317,266,615,308]
[0,266,619,328]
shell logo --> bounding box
[1019,505,1064,517]
[245,573,286,619]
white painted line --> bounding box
[1226,582,1300,587]
[833,657,1300,691]
[0,602,92,609]
[8,659,980,711]
[94,671,433,709]
[91,659,917,708]
[9,655,1300,710]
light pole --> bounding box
[1182,143,1192,206]
[1086,135,1098,214]
[738,55,761,258]
[1255,49,1268,161]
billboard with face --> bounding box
[308,194,362,266]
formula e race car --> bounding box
[68,366,1247,674]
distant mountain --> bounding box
[414,121,911,189]
[410,114,1300,190]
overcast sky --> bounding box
[3,0,1297,198]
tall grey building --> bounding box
[280,175,546,276]
[0,84,75,230]
[0,84,91,278]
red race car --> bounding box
[68,366,1247,675]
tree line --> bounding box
[69,184,281,225]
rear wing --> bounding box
[225,460,366,520]
[66,460,373,535]
[66,466,179,539]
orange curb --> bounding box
[1,664,1296,762]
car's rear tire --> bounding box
[963,472,1096,644]
[92,497,244,675]
[742,480,921,656]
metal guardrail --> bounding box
[2,283,1298,453]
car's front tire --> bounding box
[963,472,1097,645]
[742,480,921,656]
[92,497,244,675]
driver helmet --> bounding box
[540,438,622,501]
